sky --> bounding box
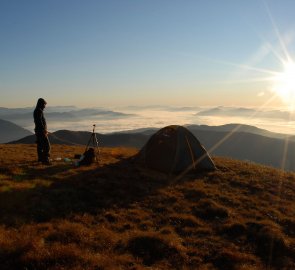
[1,0,295,108]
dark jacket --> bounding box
[34,107,47,133]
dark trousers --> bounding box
[36,133,51,162]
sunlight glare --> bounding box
[273,60,295,109]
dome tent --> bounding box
[137,125,216,173]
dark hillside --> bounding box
[188,123,294,140]
[10,130,148,148]
[0,119,33,143]
[0,144,295,269]
[191,130,295,171]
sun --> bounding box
[272,60,295,109]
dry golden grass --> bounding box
[0,144,295,269]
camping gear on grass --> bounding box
[84,124,100,163]
[76,147,95,166]
[75,124,100,166]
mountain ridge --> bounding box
[0,119,33,143]
[8,124,295,171]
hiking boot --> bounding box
[42,160,52,165]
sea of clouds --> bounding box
[18,106,295,135]
[2,105,295,135]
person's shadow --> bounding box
[0,157,174,227]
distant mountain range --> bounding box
[0,107,135,127]
[187,123,295,141]
[0,106,78,115]
[9,129,148,148]
[197,106,294,120]
[0,119,33,143]
[9,124,295,171]
[2,105,294,132]
[2,105,295,171]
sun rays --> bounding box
[272,60,295,110]
[174,2,295,184]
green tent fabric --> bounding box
[137,125,216,173]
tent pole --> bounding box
[185,135,196,170]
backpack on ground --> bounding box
[78,147,95,166]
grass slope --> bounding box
[0,144,295,270]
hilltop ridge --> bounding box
[0,144,295,269]
[0,119,33,143]
[8,124,295,171]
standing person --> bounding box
[33,98,51,165]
